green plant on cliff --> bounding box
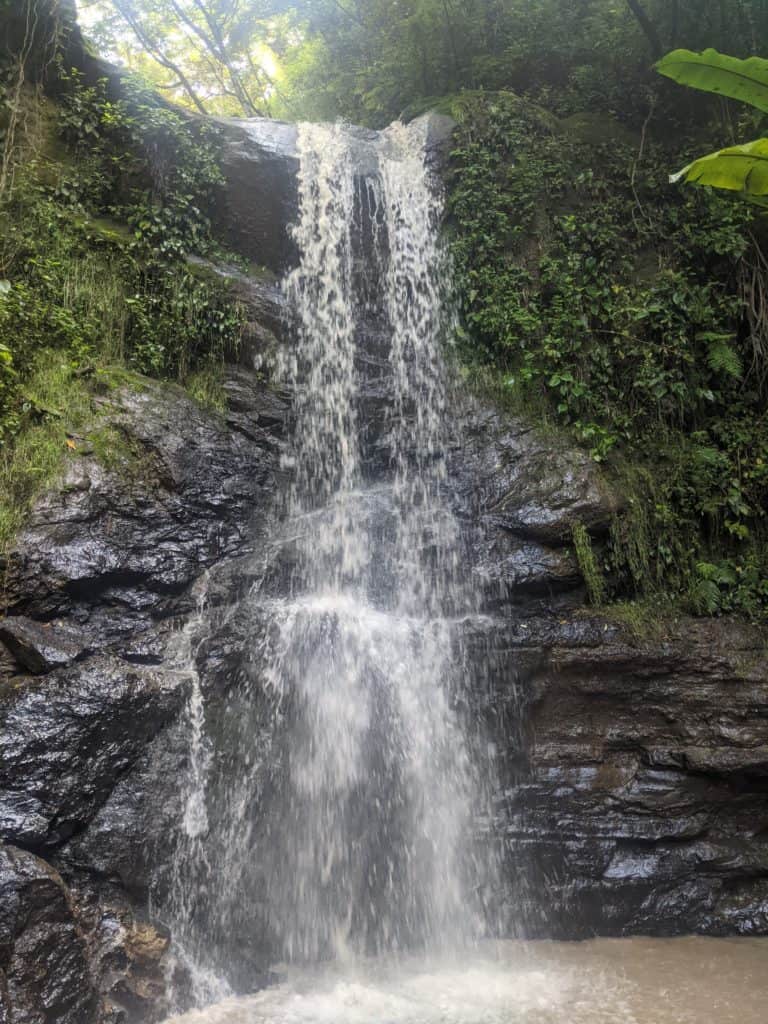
[572,523,606,607]
[0,56,243,549]
[448,93,768,618]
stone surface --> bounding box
[0,367,286,1019]
[470,531,581,604]
[212,112,455,275]
[61,723,187,902]
[0,658,183,849]
[486,613,768,938]
[0,616,91,674]
[187,257,288,373]
[2,376,280,634]
[450,403,621,544]
[68,876,171,1024]
[0,844,97,1023]
[213,118,300,272]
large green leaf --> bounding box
[656,48,768,113]
[671,137,768,195]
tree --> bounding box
[81,0,293,115]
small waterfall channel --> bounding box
[159,118,500,1013]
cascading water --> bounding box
[260,117,489,965]
[159,116,498,1010]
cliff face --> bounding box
[0,372,289,1021]
[0,111,766,1024]
[495,616,768,938]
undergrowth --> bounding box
[449,92,768,620]
[0,62,243,549]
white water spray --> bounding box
[160,116,498,1007]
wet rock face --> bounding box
[0,845,97,1024]
[212,112,456,274]
[0,368,286,1020]
[0,658,182,849]
[69,877,171,1024]
[213,118,300,272]
[447,402,617,611]
[2,377,285,625]
[487,615,768,939]
[450,404,621,545]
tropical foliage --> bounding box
[0,27,243,547]
[448,93,768,617]
[80,0,768,126]
[658,49,768,197]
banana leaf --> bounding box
[656,49,768,113]
[671,138,768,195]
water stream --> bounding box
[159,118,498,1009]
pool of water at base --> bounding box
[163,936,768,1024]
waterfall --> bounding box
[160,117,498,1006]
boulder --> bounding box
[0,844,96,1023]
[450,404,621,544]
[0,617,91,674]
[0,658,183,849]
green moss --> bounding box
[87,424,146,478]
[0,352,93,550]
[596,598,680,643]
[572,522,606,607]
[184,364,227,413]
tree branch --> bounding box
[111,0,210,113]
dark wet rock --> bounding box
[471,532,581,603]
[68,876,171,1024]
[0,365,287,1017]
[0,616,91,674]
[451,404,621,544]
[418,111,456,168]
[221,367,291,450]
[488,613,768,938]
[187,257,289,372]
[212,112,453,275]
[2,375,279,635]
[61,718,187,902]
[0,844,97,1023]
[214,118,300,272]
[0,657,184,849]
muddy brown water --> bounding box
[164,936,768,1023]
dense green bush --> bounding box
[448,93,768,617]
